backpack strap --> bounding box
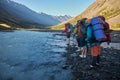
[77,23,81,34]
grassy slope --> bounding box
[0,23,12,30]
[51,0,120,30]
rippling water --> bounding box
[0,30,72,80]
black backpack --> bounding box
[79,18,87,37]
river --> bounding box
[0,30,72,80]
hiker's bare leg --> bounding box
[80,47,87,58]
[78,46,81,51]
[83,47,87,57]
[67,38,70,45]
[79,48,84,58]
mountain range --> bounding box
[38,12,72,23]
[53,15,72,22]
[0,0,71,29]
[52,0,120,30]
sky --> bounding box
[11,0,96,16]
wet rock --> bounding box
[70,53,77,57]
[63,41,120,80]
[6,77,14,80]
[62,65,70,69]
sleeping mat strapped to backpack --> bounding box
[91,17,107,41]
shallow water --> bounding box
[0,30,72,80]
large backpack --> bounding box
[99,16,111,42]
[86,23,96,43]
[85,18,105,47]
[91,16,107,41]
[73,18,87,37]
[77,18,87,37]
[64,22,73,33]
[66,23,73,33]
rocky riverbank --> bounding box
[61,30,120,80]
[62,46,120,80]
[110,30,120,43]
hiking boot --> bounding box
[66,44,69,45]
[91,56,97,66]
[62,65,69,69]
[74,45,78,48]
[79,55,84,58]
[97,55,100,64]
[83,55,86,58]
[95,63,100,67]
[76,49,80,52]
[89,65,95,70]
[90,65,94,68]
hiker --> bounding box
[73,21,81,51]
[64,22,73,45]
[85,16,111,69]
[79,18,88,58]
[85,18,101,68]
[73,18,87,58]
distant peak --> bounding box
[38,12,44,14]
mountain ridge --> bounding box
[38,12,72,23]
[52,0,120,30]
[53,15,72,22]
[0,0,60,29]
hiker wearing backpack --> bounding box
[73,21,81,51]
[79,18,88,58]
[85,16,111,69]
[73,18,87,58]
[85,18,101,69]
[64,22,73,45]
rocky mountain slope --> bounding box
[52,0,120,30]
[0,0,60,29]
